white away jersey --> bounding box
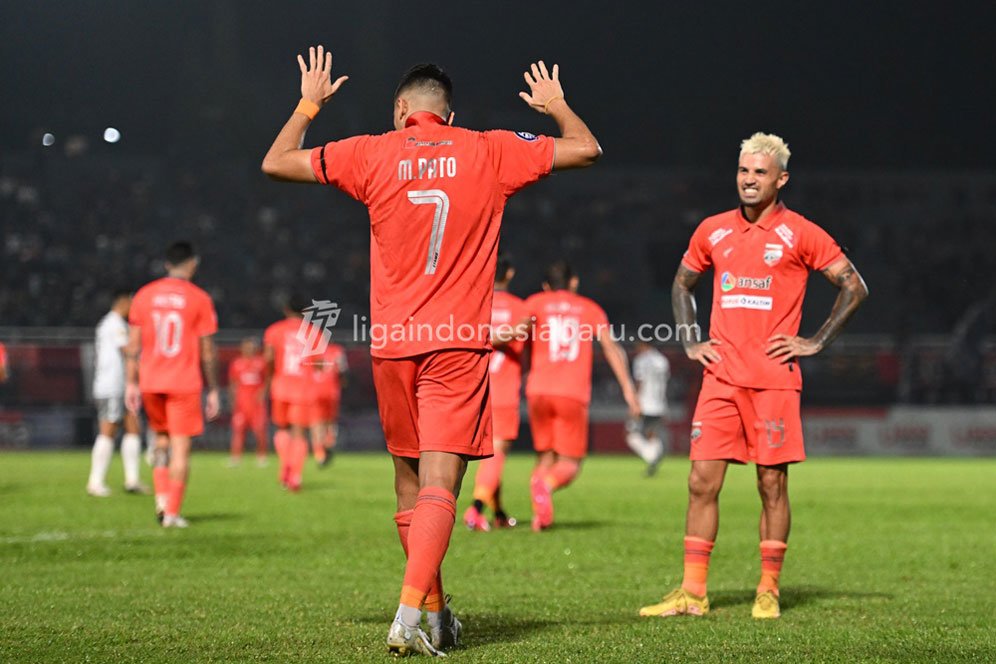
[633,348,669,416]
[93,311,128,398]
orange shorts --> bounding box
[690,373,805,465]
[527,395,589,459]
[311,398,341,425]
[491,404,521,441]
[372,349,493,460]
[143,392,203,437]
[232,398,266,432]
[271,399,313,428]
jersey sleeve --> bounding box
[195,292,219,337]
[681,222,714,273]
[127,291,147,326]
[310,135,372,202]
[799,220,845,271]
[484,130,555,197]
[263,324,278,350]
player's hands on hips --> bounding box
[519,61,565,114]
[125,383,141,414]
[205,389,220,421]
[685,339,722,367]
[766,334,822,362]
[298,45,349,107]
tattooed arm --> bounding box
[766,257,869,362]
[672,264,722,367]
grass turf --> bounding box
[0,452,994,663]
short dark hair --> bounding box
[394,63,452,105]
[496,254,514,283]
[165,241,196,266]
[112,288,133,301]
[286,292,311,315]
[545,260,575,290]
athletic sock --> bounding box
[681,536,715,597]
[400,487,456,611]
[121,433,141,487]
[165,479,186,517]
[394,604,422,629]
[757,540,788,596]
[153,466,170,507]
[290,436,308,484]
[88,434,114,487]
[544,460,580,491]
[273,430,291,481]
[395,509,445,612]
[231,426,245,459]
[472,449,505,509]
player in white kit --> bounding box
[86,289,147,496]
[626,340,670,476]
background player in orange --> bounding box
[525,260,640,532]
[125,241,220,528]
[464,255,527,532]
[264,296,318,491]
[639,133,868,620]
[262,45,601,655]
[309,340,347,466]
[0,341,8,383]
[228,337,268,467]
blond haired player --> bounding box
[262,46,601,655]
[639,133,868,620]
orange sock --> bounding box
[394,509,445,608]
[399,487,456,609]
[681,536,715,597]
[544,460,580,491]
[757,540,788,596]
[153,466,169,501]
[472,450,506,506]
[289,437,308,484]
[165,479,186,517]
[274,430,290,465]
[231,425,245,458]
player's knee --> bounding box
[756,473,787,504]
[687,471,722,501]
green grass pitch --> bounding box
[1,452,994,662]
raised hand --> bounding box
[298,45,349,107]
[519,60,565,114]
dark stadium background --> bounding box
[1,0,995,451]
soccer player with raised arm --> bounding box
[87,289,147,497]
[262,45,601,656]
[525,261,640,531]
[125,242,220,528]
[463,255,528,531]
[228,337,268,467]
[264,297,319,491]
[639,133,868,620]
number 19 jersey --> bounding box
[311,111,554,359]
[129,277,218,394]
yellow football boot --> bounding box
[751,590,781,619]
[639,587,710,617]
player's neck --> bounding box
[494,284,509,292]
[741,197,779,224]
[166,270,191,281]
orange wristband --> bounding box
[295,98,321,120]
[543,96,565,114]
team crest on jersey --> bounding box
[515,131,538,141]
[763,243,784,266]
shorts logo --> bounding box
[720,272,736,292]
[298,300,341,358]
[691,423,703,444]
[763,419,786,448]
[515,131,538,141]
[720,294,773,310]
[763,243,783,266]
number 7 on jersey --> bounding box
[408,189,450,275]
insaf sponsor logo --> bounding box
[720,294,773,310]
[720,271,772,292]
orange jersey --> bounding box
[311,112,554,359]
[311,343,347,401]
[681,203,844,390]
[264,318,318,404]
[524,290,609,405]
[229,355,266,402]
[129,277,217,394]
[489,290,528,408]
[0,342,7,370]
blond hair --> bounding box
[740,132,791,170]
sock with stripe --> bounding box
[397,487,456,626]
[165,478,186,518]
[681,536,715,597]
[757,540,788,596]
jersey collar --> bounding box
[736,201,785,232]
[405,111,447,128]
